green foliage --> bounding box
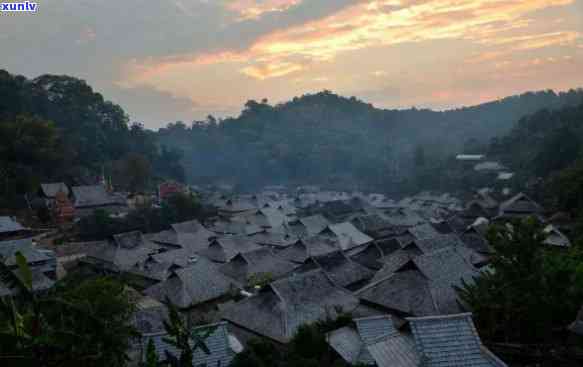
[545,160,583,215]
[0,70,185,207]
[230,315,353,367]
[489,100,583,179]
[145,338,159,367]
[457,218,583,344]
[162,298,215,367]
[0,269,137,367]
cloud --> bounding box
[241,61,304,79]
[225,0,302,20]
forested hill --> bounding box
[157,89,583,190]
[0,70,184,207]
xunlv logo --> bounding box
[1,2,38,12]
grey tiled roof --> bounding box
[408,223,440,240]
[276,237,340,263]
[305,251,374,289]
[132,305,169,334]
[202,236,262,263]
[72,185,119,208]
[355,315,398,345]
[222,269,359,343]
[569,305,583,336]
[0,216,25,234]
[0,238,53,266]
[85,234,161,271]
[323,222,373,251]
[299,214,331,236]
[248,230,297,248]
[499,192,542,216]
[142,321,235,367]
[368,333,419,367]
[408,313,507,367]
[144,257,239,308]
[327,326,364,364]
[358,270,438,316]
[171,219,214,238]
[40,182,69,198]
[219,248,297,284]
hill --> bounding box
[0,70,184,207]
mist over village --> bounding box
[1,1,583,366]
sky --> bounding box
[1,0,582,129]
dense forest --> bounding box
[157,89,583,191]
[0,70,184,208]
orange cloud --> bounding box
[241,61,304,79]
[225,0,302,20]
[120,0,578,88]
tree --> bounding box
[145,339,158,367]
[457,218,583,345]
[162,299,215,367]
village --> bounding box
[2,149,581,367]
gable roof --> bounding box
[298,214,330,237]
[248,230,297,248]
[305,251,374,289]
[0,238,53,266]
[408,313,507,367]
[202,236,262,263]
[144,257,239,308]
[40,182,69,198]
[72,185,119,208]
[543,224,571,248]
[171,219,214,239]
[222,269,359,343]
[142,321,236,367]
[0,216,25,234]
[407,223,440,240]
[324,222,373,251]
[499,192,542,216]
[219,248,297,283]
[85,233,160,271]
[569,305,583,336]
[360,246,479,316]
[327,314,417,367]
[276,236,340,263]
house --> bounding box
[39,182,70,200]
[201,236,263,263]
[238,208,287,229]
[217,198,257,218]
[221,269,359,343]
[351,214,398,240]
[83,231,161,272]
[276,237,340,263]
[219,248,297,286]
[295,251,374,290]
[140,322,239,367]
[0,237,56,293]
[320,222,373,252]
[349,238,403,270]
[72,185,127,217]
[330,312,506,367]
[0,216,27,239]
[53,190,75,223]
[358,246,480,316]
[144,257,239,309]
[285,214,330,238]
[569,305,583,336]
[407,313,507,366]
[406,223,440,240]
[474,161,506,172]
[158,181,188,202]
[456,154,485,161]
[326,315,403,366]
[498,192,544,220]
[543,224,571,248]
[247,230,297,249]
